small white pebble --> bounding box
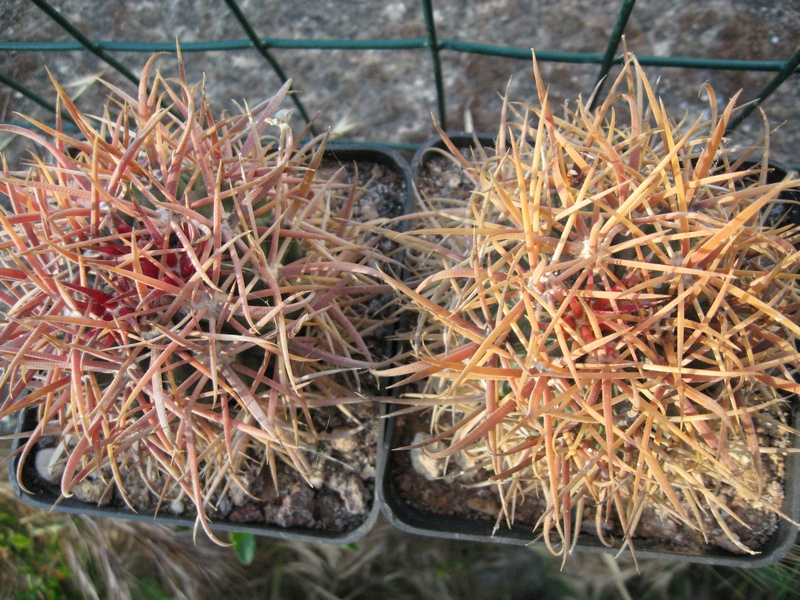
[331,430,359,454]
[410,432,446,480]
[360,201,380,221]
[169,499,185,514]
[35,447,64,483]
[216,496,231,515]
[453,449,477,471]
[309,472,325,489]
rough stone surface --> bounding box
[70,474,112,506]
[409,432,445,480]
[33,446,64,484]
[327,472,368,515]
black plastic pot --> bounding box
[378,132,800,567]
[8,144,413,545]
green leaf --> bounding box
[10,533,32,550]
[229,532,256,566]
[342,542,359,551]
[133,577,177,600]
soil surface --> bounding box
[24,402,380,534]
[388,407,789,556]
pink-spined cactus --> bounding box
[0,54,393,541]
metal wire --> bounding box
[222,0,316,133]
[2,37,794,73]
[590,0,636,110]
[726,46,800,134]
[1,0,798,147]
[0,71,72,124]
[26,0,141,88]
[421,0,447,128]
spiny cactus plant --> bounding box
[0,53,393,541]
[379,53,800,560]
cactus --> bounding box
[380,53,800,560]
[0,54,391,541]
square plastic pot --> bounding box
[8,144,413,545]
[377,132,800,567]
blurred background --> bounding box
[1,1,799,598]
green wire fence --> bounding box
[1,0,799,154]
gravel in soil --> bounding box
[389,406,789,556]
[23,402,379,534]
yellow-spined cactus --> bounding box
[380,53,800,560]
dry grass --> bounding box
[0,477,241,600]
[2,459,798,600]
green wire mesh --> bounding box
[1,0,798,157]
